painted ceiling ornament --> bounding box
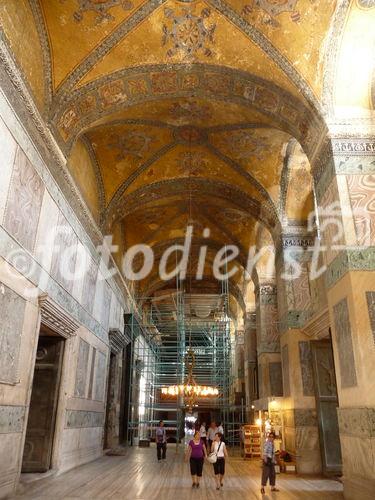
[64,0,134,24]
[222,130,270,161]
[170,100,212,121]
[177,152,208,176]
[242,0,301,28]
[108,131,153,160]
[162,7,216,58]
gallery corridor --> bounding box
[13,447,343,500]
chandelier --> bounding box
[161,348,219,412]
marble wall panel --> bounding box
[50,211,78,294]
[282,344,291,397]
[93,350,107,402]
[102,283,111,332]
[0,285,26,384]
[74,339,90,398]
[333,298,358,388]
[366,291,375,344]
[81,255,98,314]
[0,117,17,223]
[269,361,283,396]
[299,341,314,396]
[347,175,375,247]
[3,146,44,252]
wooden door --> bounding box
[22,336,64,472]
[311,340,342,475]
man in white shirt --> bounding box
[207,421,217,452]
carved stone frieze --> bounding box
[65,410,104,429]
[109,328,131,354]
[39,294,80,338]
[303,308,330,339]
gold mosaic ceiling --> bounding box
[2,0,372,299]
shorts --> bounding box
[190,457,204,477]
[213,457,225,476]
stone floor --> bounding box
[14,446,344,500]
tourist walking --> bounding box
[211,432,228,490]
[156,420,167,462]
[185,430,207,488]
[199,422,207,448]
[261,432,279,494]
[207,421,217,452]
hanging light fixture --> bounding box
[161,348,219,411]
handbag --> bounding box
[207,441,222,464]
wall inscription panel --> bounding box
[3,146,44,253]
[333,298,357,388]
[0,285,26,384]
[298,341,314,396]
[74,339,90,398]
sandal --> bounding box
[261,487,265,494]
[271,487,280,492]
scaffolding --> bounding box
[125,276,245,447]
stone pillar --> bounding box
[276,232,323,474]
[244,311,257,421]
[255,283,283,400]
[312,133,375,499]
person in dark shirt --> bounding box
[156,420,167,461]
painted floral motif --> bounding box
[64,0,134,24]
[162,7,216,58]
[108,131,153,160]
[242,0,301,28]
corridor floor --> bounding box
[14,447,344,500]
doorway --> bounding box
[22,327,64,472]
[311,339,342,476]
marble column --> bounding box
[312,132,375,499]
[255,283,282,400]
[244,311,257,421]
[276,231,323,474]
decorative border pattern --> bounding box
[52,64,322,156]
[325,248,375,289]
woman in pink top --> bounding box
[185,430,208,488]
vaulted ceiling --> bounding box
[1,0,373,304]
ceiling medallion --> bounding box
[174,125,207,144]
[242,0,300,28]
[162,7,216,58]
[65,0,134,24]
